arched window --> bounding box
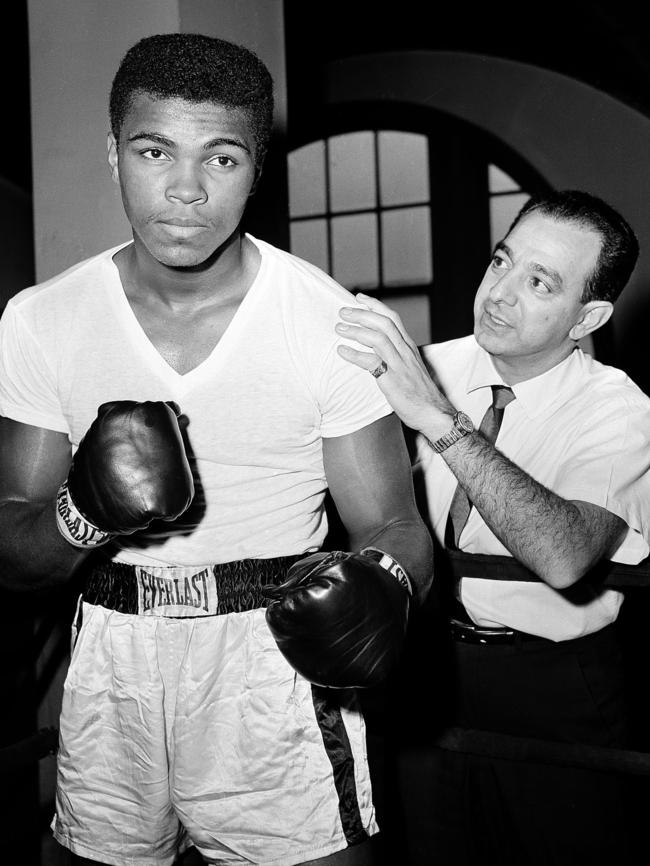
[287,105,550,345]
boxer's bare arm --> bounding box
[323,413,433,604]
[0,417,89,588]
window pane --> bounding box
[379,132,429,206]
[290,219,329,273]
[329,132,376,212]
[489,165,520,194]
[490,192,529,248]
[331,213,378,290]
[288,141,326,217]
[382,293,431,345]
[381,207,432,287]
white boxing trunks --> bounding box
[51,558,378,866]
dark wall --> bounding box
[0,1,34,310]
[0,5,38,863]
[283,0,650,129]
[3,3,32,194]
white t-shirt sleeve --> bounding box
[315,338,392,438]
[0,300,69,433]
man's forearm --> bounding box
[439,432,625,588]
[332,297,627,589]
[0,499,90,589]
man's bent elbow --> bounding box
[539,556,600,590]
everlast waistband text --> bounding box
[138,567,211,613]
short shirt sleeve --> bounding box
[315,337,392,438]
[534,406,650,564]
[0,300,69,433]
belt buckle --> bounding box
[450,617,516,645]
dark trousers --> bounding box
[393,622,632,866]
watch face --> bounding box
[455,411,474,434]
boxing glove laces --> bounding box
[56,401,194,548]
[263,547,412,689]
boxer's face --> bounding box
[107,93,257,268]
[473,212,604,382]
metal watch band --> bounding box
[429,412,473,453]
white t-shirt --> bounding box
[0,235,392,566]
[416,335,650,640]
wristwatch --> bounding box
[428,411,475,453]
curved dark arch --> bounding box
[287,99,616,359]
[288,99,555,343]
[289,99,552,202]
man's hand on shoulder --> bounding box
[335,292,456,439]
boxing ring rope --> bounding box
[445,549,650,587]
[433,727,650,776]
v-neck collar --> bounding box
[103,235,267,393]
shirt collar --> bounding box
[466,339,586,418]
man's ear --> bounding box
[569,300,613,341]
[248,164,263,198]
[107,132,119,184]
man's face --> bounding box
[473,212,603,382]
[107,93,258,268]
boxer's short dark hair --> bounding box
[109,33,274,171]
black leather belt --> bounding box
[450,617,548,645]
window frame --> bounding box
[287,104,627,357]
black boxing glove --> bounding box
[263,547,411,688]
[56,400,194,547]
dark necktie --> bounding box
[445,385,515,549]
